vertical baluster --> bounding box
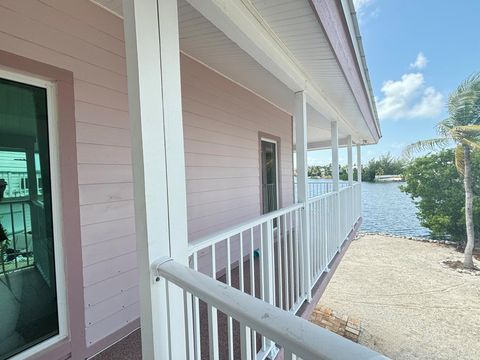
[239,232,244,292]
[315,199,323,276]
[311,201,315,278]
[299,208,305,297]
[289,211,294,308]
[208,245,219,360]
[294,209,300,300]
[310,201,318,278]
[240,323,252,360]
[276,215,283,309]
[192,253,201,360]
[226,238,234,360]
[283,213,289,310]
[249,228,257,356]
[250,228,255,297]
[184,290,194,360]
[323,199,327,271]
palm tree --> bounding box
[404,73,480,269]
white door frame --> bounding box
[0,68,68,360]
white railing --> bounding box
[307,192,338,282]
[181,183,362,359]
[294,180,350,201]
[188,204,307,359]
[153,258,386,360]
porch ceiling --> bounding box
[91,0,378,148]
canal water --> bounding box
[360,181,430,237]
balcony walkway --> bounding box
[91,219,363,360]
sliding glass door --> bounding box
[0,74,60,359]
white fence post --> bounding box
[294,91,312,301]
[123,0,188,358]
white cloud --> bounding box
[353,0,379,22]
[410,52,428,70]
[377,73,444,120]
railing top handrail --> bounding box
[339,185,353,193]
[188,203,304,255]
[307,191,336,203]
[154,258,387,360]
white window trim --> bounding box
[260,137,280,212]
[0,68,69,359]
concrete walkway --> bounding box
[316,234,480,360]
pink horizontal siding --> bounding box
[0,0,137,348]
[0,0,294,352]
[181,55,294,240]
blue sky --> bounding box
[309,0,480,165]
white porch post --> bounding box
[331,122,341,249]
[123,0,188,359]
[294,91,312,301]
[347,136,353,230]
[331,122,339,191]
[347,135,353,186]
[357,144,362,219]
[356,144,362,183]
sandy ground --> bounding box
[319,234,480,360]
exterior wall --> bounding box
[0,0,294,355]
[181,55,294,241]
[0,0,136,352]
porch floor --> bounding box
[91,258,262,360]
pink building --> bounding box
[0,0,382,359]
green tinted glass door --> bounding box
[0,77,59,359]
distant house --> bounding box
[0,1,382,359]
[375,175,404,182]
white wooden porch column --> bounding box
[123,0,188,358]
[331,122,339,191]
[356,144,362,183]
[294,91,312,300]
[331,122,341,248]
[347,135,353,186]
[357,144,362,218]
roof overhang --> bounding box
[91,0,381,147]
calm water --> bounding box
[360,182,431,237]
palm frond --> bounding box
[402,138,450,158]
[460,138,480,150]
[447,72,480,126]
[436,119,454,137]
[451,124,480,135]
[455,145,465,175]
